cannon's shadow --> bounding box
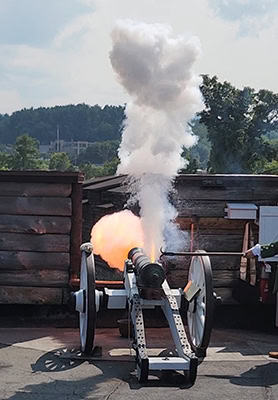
[30,346,195,389]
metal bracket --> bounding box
[131,294,148,361]
[162,291,192,357]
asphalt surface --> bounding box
[0,305,278,400]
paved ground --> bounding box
[0,323,278,400]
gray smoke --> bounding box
[110,20,203,258]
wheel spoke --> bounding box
[186,251,214,355]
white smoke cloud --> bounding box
[110,20,203,258]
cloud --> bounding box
[0,0,278,115]
[0,90,24,114]
[0,0,93,46]
[208,0,278,36]
[0,0,100,114]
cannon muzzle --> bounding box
[128,247,166,288]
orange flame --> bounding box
[90,210,144,271]
[150,241,156,262]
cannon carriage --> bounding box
[71,243,223,383]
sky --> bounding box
[0,0,278,115]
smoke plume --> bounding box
[90,21,203,268]
[109,20,203,260]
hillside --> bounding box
[0,104,125,145]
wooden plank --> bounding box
[177,200,227,218]
[0,170,84,184]
[252,188,278,200]
[164,255,241,271]
[0,215,71,234]
[176,183,278,201]
[194,234,243,252]
[0,233,70,252]
[177,186,253,201]
[0,251,70,270]
[175,174,278,186]
[0,182,72,197]
[0,197,72,216]
[167,269,239,289]
[70,183,82,280]
[176,217,253,231]
[0,269,69,287]
[0,286,63,304]
[209,256,240,271]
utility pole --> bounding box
[56,124,60,152]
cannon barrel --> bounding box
[128,247,166,288]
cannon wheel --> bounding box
[79,251,96,354]
[186,250,214,358]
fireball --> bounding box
[90,210,144,270]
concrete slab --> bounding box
[0,327,277,362]
[0,326,278,399]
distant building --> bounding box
[39,144,51,154]
[41,140,94,156]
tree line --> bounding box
[0,75,277,177]
[0,104,125,145]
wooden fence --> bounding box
[0,171,83,304]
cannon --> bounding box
[72,244,225,383]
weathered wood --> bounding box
[163,251,244,257]
[0,286,63,304]
[0,170,84,184]
[0,269,69,287]
[175,173,278,186]
[0,215,71,234]
[0,197,72,216]
[164,255,241,271]
[70,183,83,280]
[177,200,227,218]
[0,251,70,270]
[167,269,239,289]
[0,233,70,252]
[192,234,243,252]
[0,182,72,197]
[177,187,253,201]
[177,199,278,219]
[176,184,278,202]
[176,217,254,231]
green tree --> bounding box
[79,163,105,179]
[0,152,10,170]
[101,157,120,175]
[190,121,211,170]
[49,152,73,171]
[199,75,278,173]
[76,140,120,165]
[260,160,278,175]
[180,148,199,174]
[8,134,42,170]
[79,158,120,179]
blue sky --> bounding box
[0,0,277,114]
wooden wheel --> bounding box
[79,251,96,354]
[186,250,214,357]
